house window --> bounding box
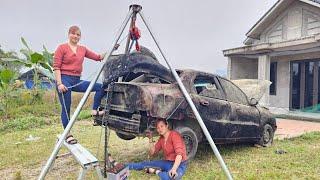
[270,62,277,95]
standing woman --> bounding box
[53,25,105,144]
[125,119,188,180]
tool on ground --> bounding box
[57,135,104,180]
[106,163,129,180]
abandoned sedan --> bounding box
[96,51,277,160]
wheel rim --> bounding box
[183,135,193,155]
[263,127,271,144]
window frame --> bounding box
[270,62,277,95]
[217,77,249,105]
[192,74,226,100]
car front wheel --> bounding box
[258,124,274,147]
[175,126,199,161]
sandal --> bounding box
[144,166,162,174]
[65,135,78,144]
[91,110,105,117]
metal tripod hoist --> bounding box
[38,4,233,180]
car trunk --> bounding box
[105,82,184,135]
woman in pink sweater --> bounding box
[53,25,105,144]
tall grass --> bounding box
[0,90,96,133]
[0,122,319,179]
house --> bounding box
[223,0,320,113]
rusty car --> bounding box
[95,49,277,160]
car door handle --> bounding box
[200,100,209,106]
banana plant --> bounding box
[0,39,55,116]
[0,38,54,89]
[20,38,54,88]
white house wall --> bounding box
[303,7,320,35]
[269,60,290,109]
[252,1,320,44]
[229,57,258,80]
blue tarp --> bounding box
[25,80,54,89]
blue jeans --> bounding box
[57,74,105,128]
[127,160,187,180]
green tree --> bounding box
[19,37,54,88]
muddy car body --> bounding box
[96,51,277,160]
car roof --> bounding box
[177,69,224,79]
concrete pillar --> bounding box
[258,55,270,106]
[227,57,232,80]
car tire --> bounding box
[175,126,198,161]
[132,46,158,62]
[116,132,136,140]
[258,124,274,147]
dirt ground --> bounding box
[275,118,320,139]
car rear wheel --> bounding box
[258,124,274,147]
[116,132,136,140]
[175,126,198,161]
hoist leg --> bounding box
[77,168,87,180]
[38,9,134,180]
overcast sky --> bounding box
[0,0,277,79]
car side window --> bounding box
[219,78,248,105]
[194,76,223,99]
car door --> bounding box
[218,77,261,141]
[191,74,233,142]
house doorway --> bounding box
[290,60,320,112]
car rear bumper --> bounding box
[94,113,142,135]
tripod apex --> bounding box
[129,4,142,12]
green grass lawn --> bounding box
[0,120,319,180]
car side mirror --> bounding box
[249,98,258,106]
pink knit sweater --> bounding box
[53,43,102,76]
